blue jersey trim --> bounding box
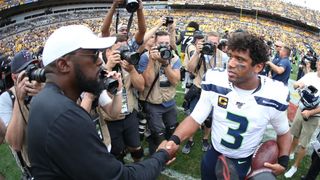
[201,84,232,95]
[254,96,288,111]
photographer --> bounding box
[0,50,43,179]
[138,30,181,155]
[101,0,146,52]
[182,32,228,154]
[102,34,145,162]
[285,58,320,178]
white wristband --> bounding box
[115,89,123,96]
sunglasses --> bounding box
[67,50,100,63]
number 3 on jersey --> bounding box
[220,112,248,149]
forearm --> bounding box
[143,25,161,43]
[174,116,200,142]
[277,131,292,157]
[135,8,146,44]
[143,60,156,87]
[80,98,93,113]
[101,4,117,37]
[308,106,320,116]
[169,27,177,51]
[104,93,122,119]
[164,67,180,86]
[130,69,145,92]
[187,52,200,73]
[269,62,284,74]
[5,100,26,150]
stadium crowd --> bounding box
[0,0,320,179]
[0,0,37,10]
[169,0,320,27]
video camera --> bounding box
[158,44,172,60]
[99,70,119,95]
[163,17,174,26]
[118,45,140,65]
[298,85,320,121]
[25,64,46,83]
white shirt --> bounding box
[191,69,290,158]
[0,91,13,127]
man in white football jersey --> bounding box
[166,31,292,179]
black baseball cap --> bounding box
[11,50,37,74]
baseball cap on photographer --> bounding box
[42,25,116,66]
[11,50,37,74]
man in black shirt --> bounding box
[27,25,175,179]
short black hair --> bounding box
[187,21,199,31]
[227,32,268,66]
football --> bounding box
[251,139,279,171]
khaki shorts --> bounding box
[290,108,319,148]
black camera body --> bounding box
[125,0,139,13]
[201,42,216,56]
[25,64,46,83]
[158,45,172,60]
[163,16,174,26]
[118,45,140,65]
[99,70,119,95]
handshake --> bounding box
[156,135,181,164]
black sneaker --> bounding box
[202,139,211,152]
[182,140,194,154]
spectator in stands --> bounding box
[267,46,292,85]
[285,58,320,178]
[1,50,43,179]
[27,25,175,179]
[138,30,181,155]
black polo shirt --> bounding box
[27,83,169,179]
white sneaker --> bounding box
[284,166,297,178]
[289,153,295,160]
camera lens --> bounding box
[201,42,216,55]
[118,45,140,65]
[158,45,172,60]
[125,0,139,13]
[99,70,119,95]
[25,64,46,83]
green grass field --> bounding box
[0,61,313,180]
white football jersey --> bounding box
[191,69,290,158]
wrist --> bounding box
[278,155,289,169]
[169,135,180,145]
[115,89,123,96]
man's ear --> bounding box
[254,63,264,74]
[56,57,72,73]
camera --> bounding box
[201,42,216,55]
[118,45,140,65]
[163,16,174,26]
[311,140,320,158]
[25,64,46,83]
[193,30,205,39]
[125,0,139,13]
[0,55,13,94]
[158,44,172,60]
[99,70,119,95]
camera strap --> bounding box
[115,10,120,34]
[126,12,135,39]
[145,73,159,101]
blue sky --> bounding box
[284,0,320,11]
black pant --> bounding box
[304,151,320,180]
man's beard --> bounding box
[74,63,102,96]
